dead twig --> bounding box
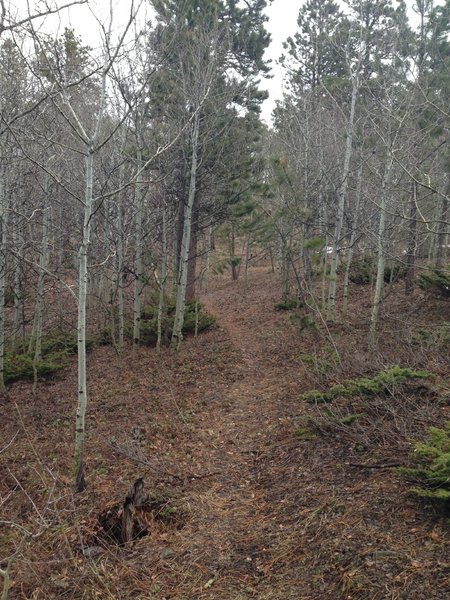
[349,462,402,469]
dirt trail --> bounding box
[184,269,292,597]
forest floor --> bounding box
[1,266,450,599]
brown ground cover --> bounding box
[1,266,449,599]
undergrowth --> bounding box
[349,257,407,285]
[417,266,450,298]
[302,366,431,404]
[4,330,95,384]
[399,423,450,504]
[102,299,215,347]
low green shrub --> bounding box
[399,423,450,504]
[302,366,430,404]
[349,258,407,285]
[417,267,450,298]
[275,297,300,311]
[302,390,329,404]
[113,299,216,347]
[40,330,95,355]
[4,351,68,383]
[293,427,318,441]
[383,264,407,283]
[349,257,375,285]
[3,329,96,385]
[410,323,450,349]
[183,300,216,334]
[294,413,366,439]
[338,413,366,426]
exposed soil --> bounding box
[1,266,449,599]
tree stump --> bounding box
[121,478,147,544]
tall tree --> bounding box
[149,0,270,349]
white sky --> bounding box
[10,0,303,122]
[262,0,304,121]
[9,0,425,122]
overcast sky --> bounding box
[16,0,303,121]
[262,0,304,121]
[11,0,433,122]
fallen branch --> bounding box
[106,439,221,482]
[349,462,402,469]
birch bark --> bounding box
[0,148,7,395]
[369,150,394,348]
[327,71,358,321]
[171,111,200,350]
[156,204,168,351]
[133,133,144,348]
[32,197,50,395]
[74,145,94,492]
[343,163,363,314]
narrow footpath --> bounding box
[175,267,309,599]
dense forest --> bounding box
[0,0,449,599]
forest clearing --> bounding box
[1,0,450,598]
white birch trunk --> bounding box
[12,218,23,352]
[157,205,168,351]
[369,152,394,348]
[343,163,363,314]
[32,200,50,395]
[133,142,144,348]
[74,147,94,492]
[117,208,125,355]
[171,112,200,350]
[0,152,7,396]
[327,72,358,321]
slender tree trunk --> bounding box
[74,146,94,492]
[281,232,290,301]
[405,180,418,295]
[57,204,65,330]
[186,204,198,300]
[133,142,144,348]
[369,151,393,348]
[229,223,239,281]
[117,241,125,355]
[12,214,23,352]
[171,220,178,298]
[171,113,200,350]
[435,176,449,268]
[203,223,213,293]
[244,233,252,295]
[327,72,358,321]
[0,154,7,396]
[343,163,363,313]
[117,138,126,355]
[32,199,50,395]
[157,205,168,351]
